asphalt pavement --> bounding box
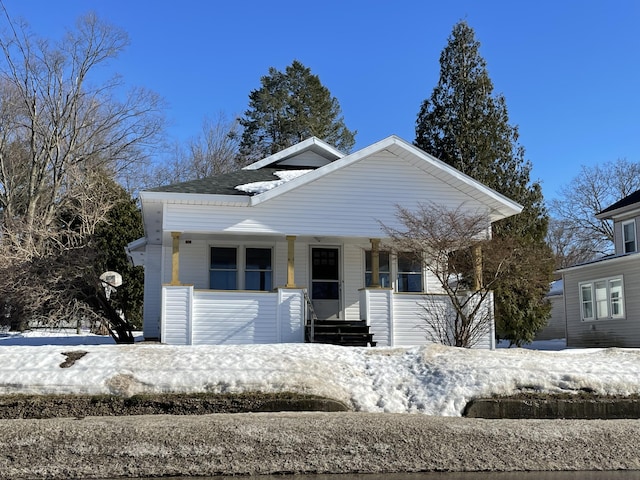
[2,412,640,479]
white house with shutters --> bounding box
[127,135,522,348]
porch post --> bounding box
[370,238,381,288]
[171,232,181,286]
[286,235,296,287]
[472,243,483,291]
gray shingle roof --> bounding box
[148,168,282,196]
[598,189,640,216]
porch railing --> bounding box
[303,289,318,342]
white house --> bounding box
[558,190,640,348]
[127,135,522,348]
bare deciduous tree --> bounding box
[550,159,640,258]
[0,11,164,259]
[546,218,601,271]
[146,113,241,188]
[382,203,515,348]
[0,11,164,340]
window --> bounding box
[580,284,593,320]
[622,220,636,253]
[210,247,237,290]
[245,247,272,291]
[210,246,272,291]
[579,277,624,321]
[365,250,390,287]
[397,252,423,293]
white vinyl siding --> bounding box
[143,245,162,339]
[162,152,493,239]
[392,294,493,349]
[360,289,392,346]
[162,286,192,345]
[392,294,431,346]
[162,288,305,345]
[192,291,278,344]
[277,289,305,343]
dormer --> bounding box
[243,136,345,171]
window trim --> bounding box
[579,276,625,321]
[209,246,238,291]
[622,219,637,254]
[209,244,274,291]
[396,252,424,293]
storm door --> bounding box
[310,247,341,320]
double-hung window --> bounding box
[364,250,390,287]
[210,246,272,291]
[245,247,272,291]
[210,247,238,290]
[622,220,636,253]
[579,277,624,321]
[397,252,423,293]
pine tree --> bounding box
[415,21,554,346]
[239,60,356,161]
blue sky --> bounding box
[2,0,638,202]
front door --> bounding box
[310,247,341,320]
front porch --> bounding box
[160,285,494,348]
[153,232,494,348]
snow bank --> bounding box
[2,338,639,416]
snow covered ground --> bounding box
[1,329,639,417]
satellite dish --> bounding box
[100,271,123,287]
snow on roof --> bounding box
[234,169,312,194]
[548,279,563,296]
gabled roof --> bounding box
[596,189,640,219]
[141,135,523,223]
[146,136,345,197]
[245,135,523,221]
[243,136,344,170]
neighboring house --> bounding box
[558,190,640,348]
[127,135,522,348]
[534,280,566,341]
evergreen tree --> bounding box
[415,21,554,346]
[239,60,356,161]
[94,184,145,329]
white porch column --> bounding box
[286,235,296,288]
